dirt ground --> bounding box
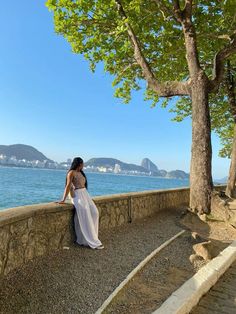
[104,211,236,314]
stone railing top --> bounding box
[93,186,190,202]
[0,202,73,228]
[0,187,191,228]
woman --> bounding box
[58,157,104,250]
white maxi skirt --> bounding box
[72,188,102,249]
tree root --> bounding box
[210,190,236,227]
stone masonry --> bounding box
[0,187,197,278]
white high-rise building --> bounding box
[114,164,121,174]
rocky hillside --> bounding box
[85,158,149,173]
[141,158,158,172]
[0,144,52,162]
[86,157,189,179]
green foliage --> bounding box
[46,0,236,104]
[218,129,233,158]
[170,97,191,122]
[46,0,236,156]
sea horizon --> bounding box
[0,166,190,211]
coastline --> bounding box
[0,164,189,179]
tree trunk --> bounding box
[226,124,236,198]
[190,72,213,214]
[226,61,236,198]
[180,18,213,214]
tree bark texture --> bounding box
[226,62,236,198]
[226,124,236,198]
[190,72,213,213]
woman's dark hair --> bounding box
[67,157,88,189]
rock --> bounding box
[198,213,207,222]
[189,254,202,264]
[193,241,212,261]
[191,232,198,240]
[191,232,204,242]
[219,200,227,206]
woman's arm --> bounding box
[58,171,74,204]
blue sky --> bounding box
[0,1,230,178]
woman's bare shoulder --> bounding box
[67,170,75,178]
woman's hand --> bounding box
[56,200,66,204]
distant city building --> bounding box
[114,164,121,174]
[0,154,62,170]
[97,166,107,172]
[0,153,189,179]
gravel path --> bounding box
[0,209,186,314]
[105,232,206,314]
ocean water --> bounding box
[0,167,189,210]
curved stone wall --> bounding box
[0,186,225,277]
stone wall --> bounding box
[0,186,225,277]
[0,203,74,277]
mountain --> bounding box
[85,158,149,173]
[166,170,189,179]
[214,176,227,184]
[141,158,189,179]
[0,144,189,179]
[141,158,167,176]
[86,157,189,179]
[159,169,168,177]
[141,158,158,172]
[0,144,53,162]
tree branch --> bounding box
[197,33,232,41]
[115,0,155,81]
[210,32,236,91]
[149,80,191,97]
[178,0,200,76]
[173,0,183,22]
[226,60,236,122]
[152,0,179,23]
[183,0,193,19]
[115,0,190,96]
[154,0,200,79]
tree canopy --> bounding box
[46,0,236,212]
[46,0,236,103]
